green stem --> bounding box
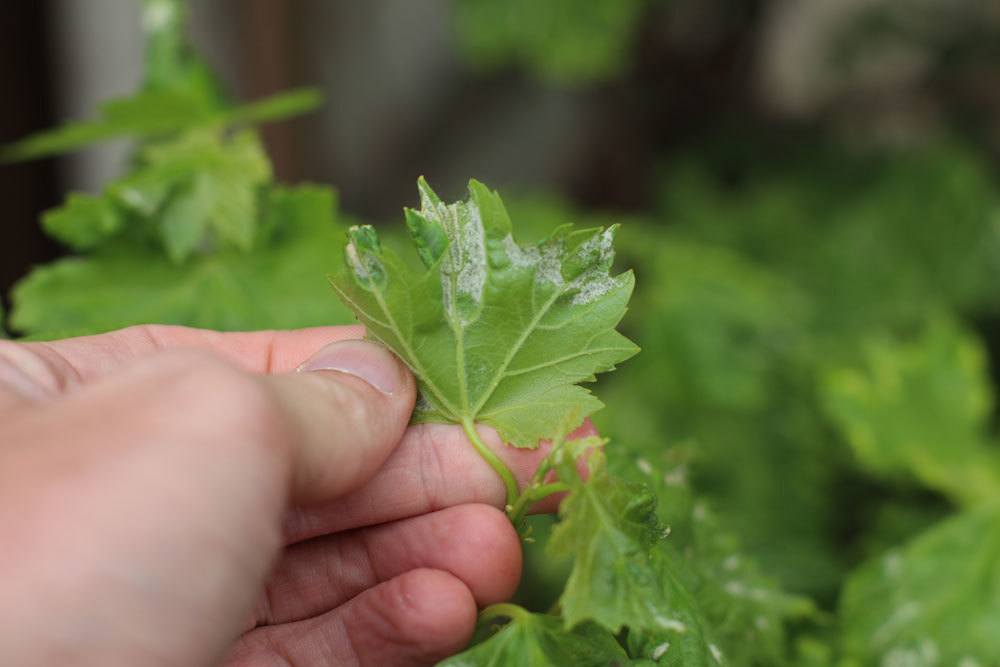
[462,419,520,510]
[508,481,570,527]
[480,602,531,624]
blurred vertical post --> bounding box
[0,4,59,310]
[241,0,299,183]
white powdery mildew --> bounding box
[651,642,670,660]
[538,242,565,286]
[637,458,653,475]
[873,602,922,646]
[569,228,617,305]
[664,465,688,486]
[880,639,939,667]
[346,241,384,286]
[502,234,564,287]
[503,235,539,269]
[709,643,724,664]
[433,200,487,323]
[958,657,983,667]
[724,581,748,597]
[572,276,617,305]
[653,615,688,634]
[883,552,903,578]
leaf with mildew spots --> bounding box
[330,178,638,447]
[840,505,1000,665]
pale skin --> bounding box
[0,324,582,666]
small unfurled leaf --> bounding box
[822,318,1000,506]
[438,609,626,666]
[117,128,271,261]
[41,193,123,251]
[10,185,353,338]
[331,178,638,447]
[840,505,1000,665]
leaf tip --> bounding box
[404,208,448,268]
[415,175,442,208]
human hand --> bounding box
[0,325,574,666]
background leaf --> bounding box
[840,505,1000,665]
[822,318,1000,506]
[10,186,354,337]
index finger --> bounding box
[1,324,364,397]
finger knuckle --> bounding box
[151,350,288,446]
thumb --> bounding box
[265,339,416,502]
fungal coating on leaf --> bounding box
[330,177,639,448]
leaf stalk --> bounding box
[461,418,521,510]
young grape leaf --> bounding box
[547,450,716,663]
[822,317,1000,506]
[438,610,626,666]
[840,505,1000,665]
[330,178,638,448]
[10,185,355,338]
[38,128,272,263]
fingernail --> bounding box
[296,340,405,394]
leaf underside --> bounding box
[330,178,638,447]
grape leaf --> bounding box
[10,186,354,338]
[39,128,272,263]
[610,447,816,667]
[822,318,1000,506]
[840,505,1000,665]
[547,450,716,662]
[330,178,638,448]
[438,610,626,666]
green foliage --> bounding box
[6,0,347,339]
[610,446,816,667]
[438,609,626,666]
[8,2,1000,663]
[42,128,274,262]
[548,451,711,644]
[600,225,843,596]
[12,186,352,338]
[662,145,1000,333]
[840,505,1000,665]
[331,178,638,449]
[42,193,122,250]
[453,0,648,85]
[822,318,1000,506]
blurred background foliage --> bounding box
[3,0,1000,664]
